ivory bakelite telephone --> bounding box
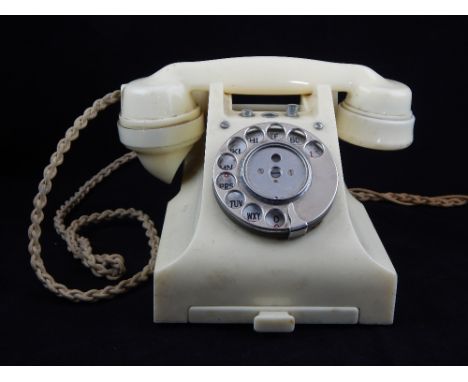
[28,57,465,332]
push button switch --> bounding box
[240,108,254,118]
[286,104,299,118]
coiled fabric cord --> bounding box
[349,188,467,207]
[28,90,158,302]
[27,90,467,302]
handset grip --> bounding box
[120,57,413,122]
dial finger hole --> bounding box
[266,209,286,228]
[216,172,236,190]
[225,190,245,209]
[288,129,306,145]
[228,137,247,155]
[267,124,285,140]
[305,140,324,158]
[246,126,264,144]
[242,204,263,223]
[217,153,237,170]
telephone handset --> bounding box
[118,57,414,184]
[28,57,466,332]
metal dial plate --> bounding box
[212,122,338,238]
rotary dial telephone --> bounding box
[28,57,466,332]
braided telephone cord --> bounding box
[28,90,158,302]
[349,188,467,207]
[27,90,467,302]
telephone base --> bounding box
[153,84,397,331]
[153,188,397,330]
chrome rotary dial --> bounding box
[212,122,338,238]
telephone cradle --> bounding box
[115,57,415,332]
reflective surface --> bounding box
[213,122,338,238]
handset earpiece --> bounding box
[336,78,415,150]
[118,78,204,183]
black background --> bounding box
[1,17,467,365]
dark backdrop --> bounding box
[1,17,467,365]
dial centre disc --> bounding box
[242,143,310,202]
